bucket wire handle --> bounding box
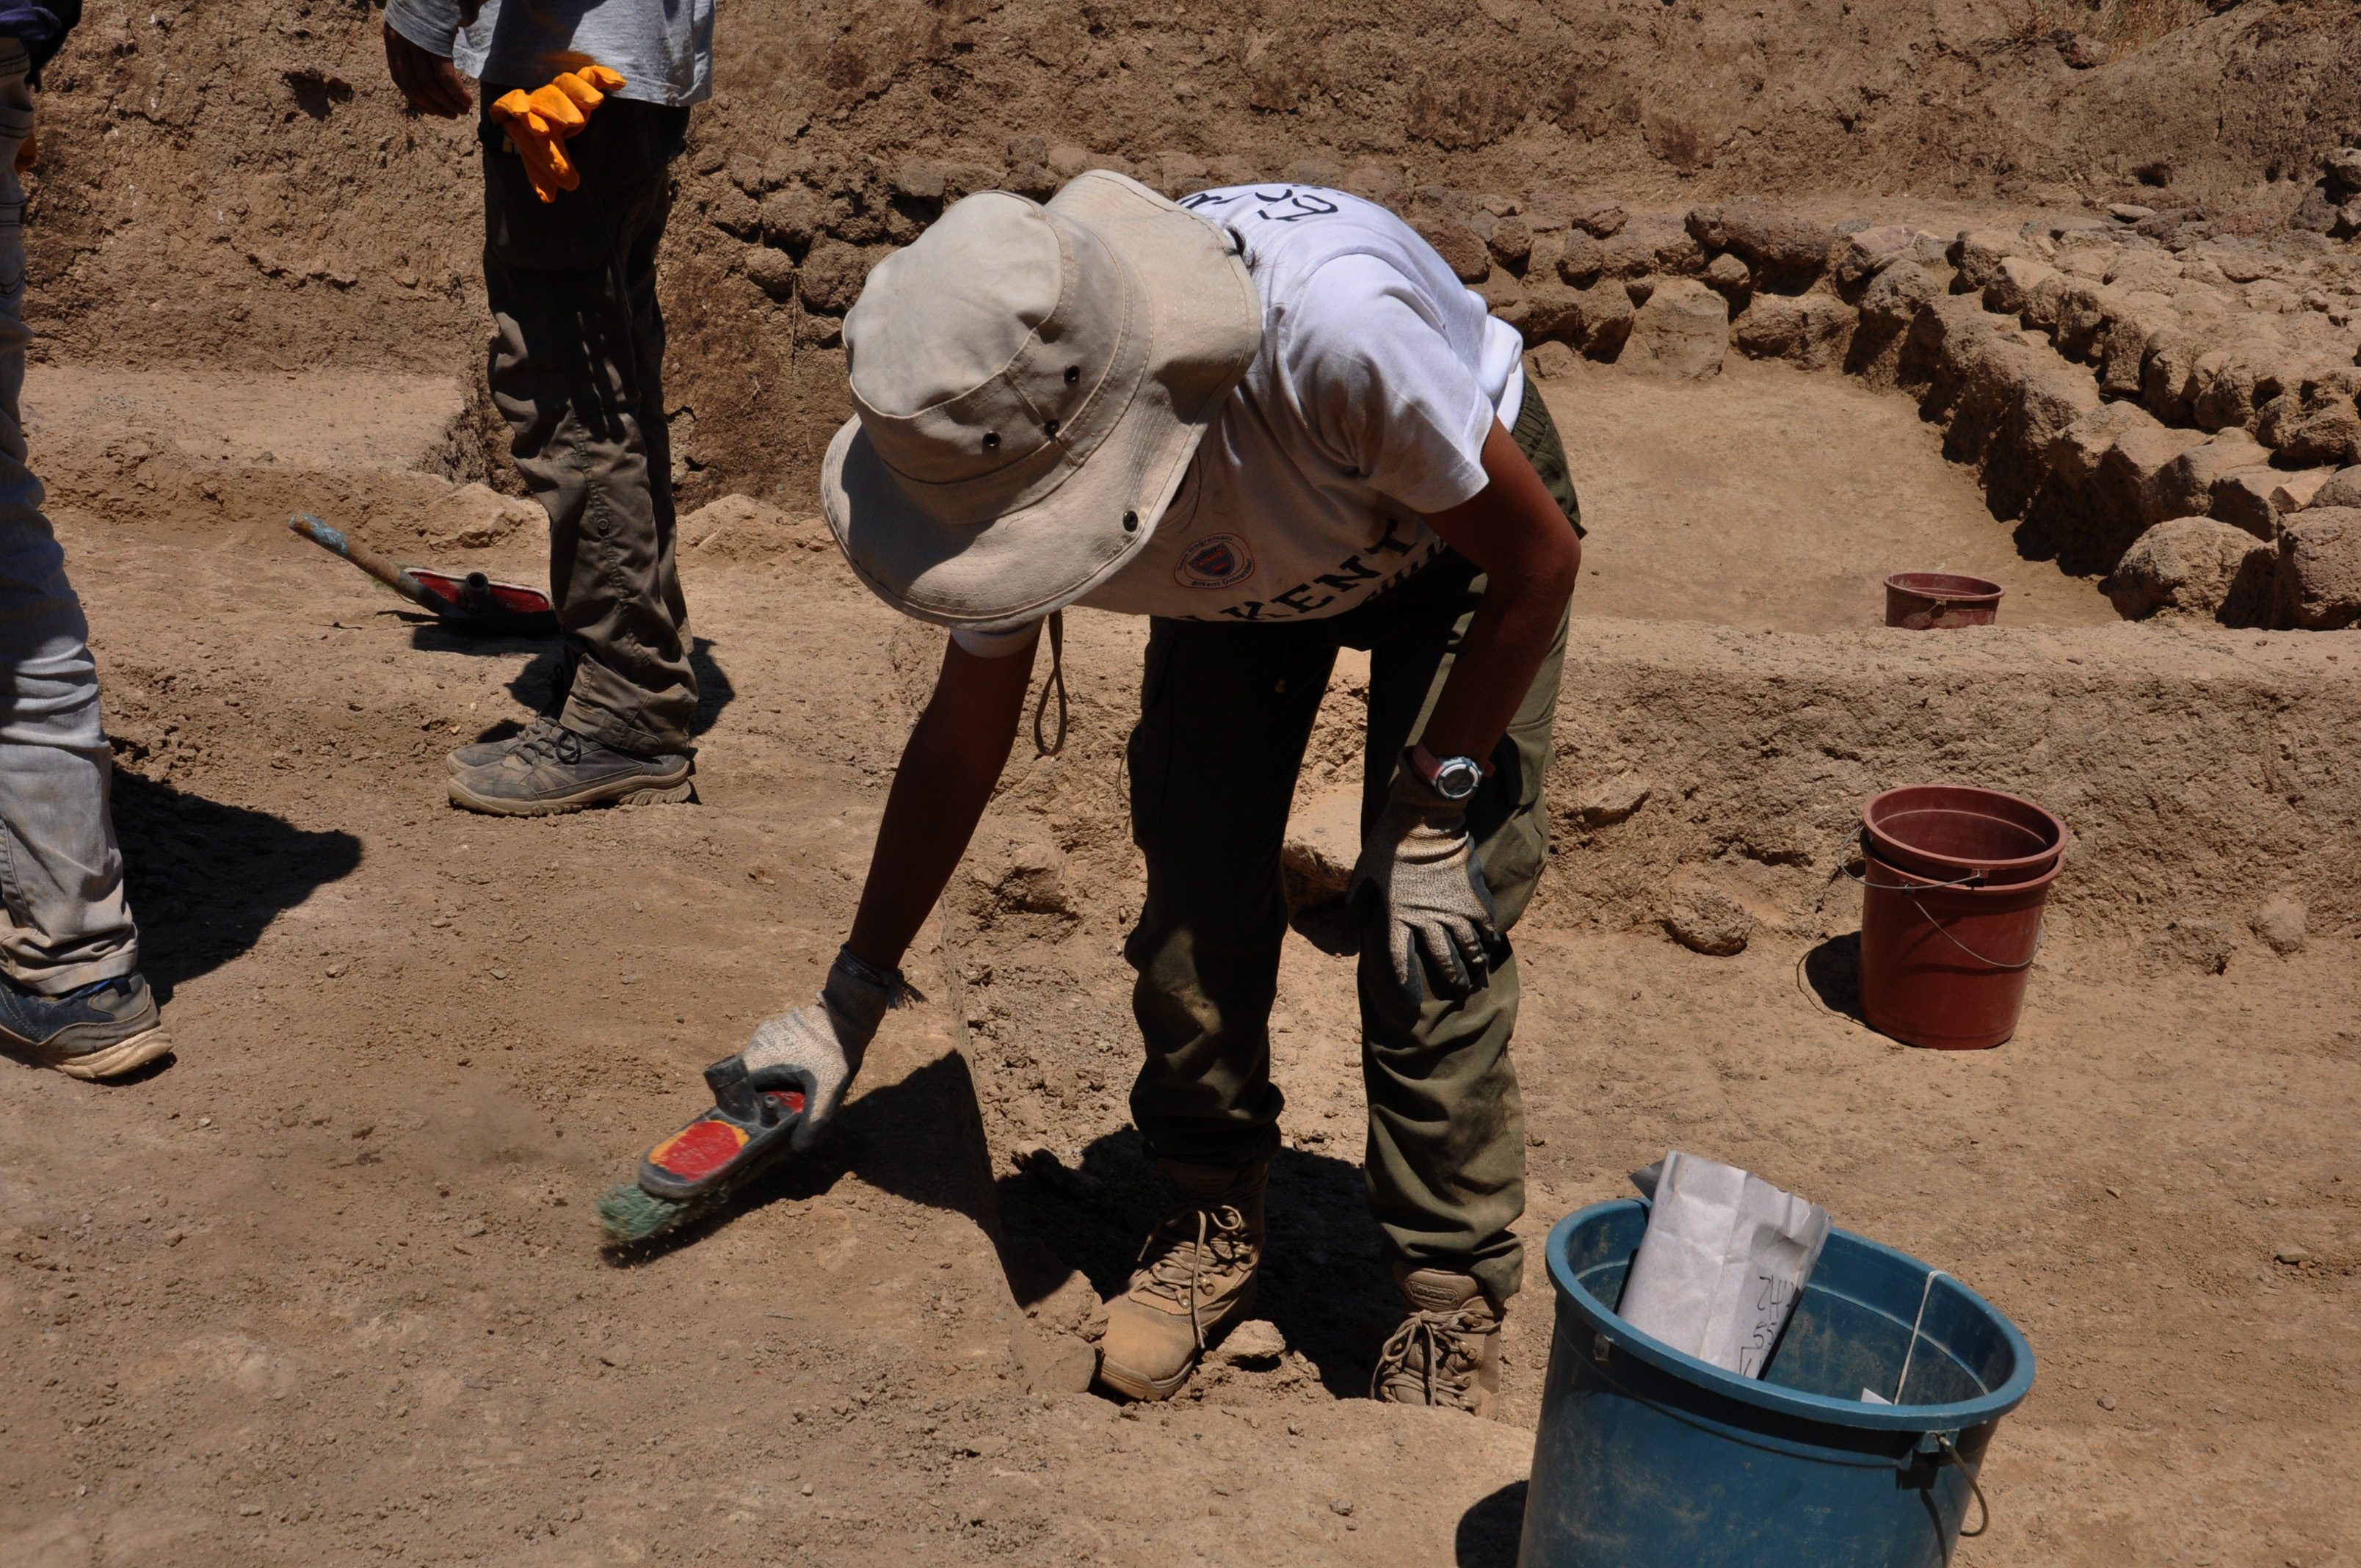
[1909,899,2043,972]
[1898,1268,1990,1553]
[1933,1432,1990,1539]
[1841,828,2045,973]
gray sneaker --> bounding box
[0,973,170,1081]
[448,725,693,816]
[447,714,562,775]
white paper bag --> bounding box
[1618,1150,1831,1379]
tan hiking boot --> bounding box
[1096,1159,1266,1401]
[1371,1267,1504,1418]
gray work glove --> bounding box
[740,947,903,1150]
[1349,757,1501,1002]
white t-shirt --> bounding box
[954,185,1526,656]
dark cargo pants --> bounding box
[479,95,697,755]
[1125,390,1581,1309]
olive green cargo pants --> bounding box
[1124,389,1581,1309]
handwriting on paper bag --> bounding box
[1741,1271,1795,1377]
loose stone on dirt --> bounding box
[1578,774,1652,827]
[1664,879,1752,957]
[1218,1319,1288,1364]
[2252,896,2307,956]
[1282,791,1362,912]
[744,247,798,299]
[1527,340,1578,381]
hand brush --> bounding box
[598,1056,805,1246]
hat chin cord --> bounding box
[1031,610,1068,758]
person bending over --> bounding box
[659,173,1582,1412]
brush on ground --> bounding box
[598,1055,805,1248]
[597,1181,716,1246]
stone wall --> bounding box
[1437,166,2361,631]
[689,135,2361,625]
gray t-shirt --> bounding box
[385,0,713,106]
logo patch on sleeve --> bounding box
[1174,534,1257,589]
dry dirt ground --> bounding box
[0,357,2354,1568]
[1548,358,2120,631]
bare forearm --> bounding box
[845,642,1033,969]
[1415,419,1582,761]
[1417,559,1576,760]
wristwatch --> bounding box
[1412,744,1484,802]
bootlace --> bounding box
[510,725,585,767]
[1371,1305,1491,1410]
[1132,1202,1251,1351]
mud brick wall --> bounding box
[1538,620,2361,947]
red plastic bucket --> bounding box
[1883,572,2003,629]
[1857,847,2059,1050]
[1862,785,2064,888]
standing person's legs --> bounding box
[1101,615,1337,1399]
[1345,391,1580,1411]
[0,41,162,1080]
[454,98,697,813]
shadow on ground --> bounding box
[408,624,739,745]
[601,1039,1409,1396]
[112,772,363,1002]
[994,1130,1407,1399]
[1799,932,1866,1024]
[1457,1480,1528,1567]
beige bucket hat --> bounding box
[821,171,1263,631]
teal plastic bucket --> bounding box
[1519,1200,2034,1568]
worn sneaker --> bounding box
[447,725,693,816]
[0,973,170,1081]
[1371,1267,1504,1418]
[446,714,562,775]
[1097,1159,1266,1401]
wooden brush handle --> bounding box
[287,514,440,612]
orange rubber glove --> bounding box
[489,65,627,203]
[13,131,35,173]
